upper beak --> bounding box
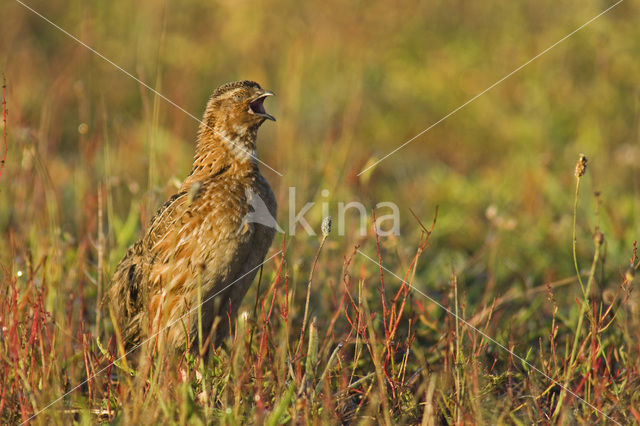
[249,91,276,122]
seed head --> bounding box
[575,154,588,178]
[593,229,604,247]
[321,216,332,236]
[602,289,615,305]
[624,267,634,283]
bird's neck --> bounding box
[181,122,259,190]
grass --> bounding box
[2,0,640,424]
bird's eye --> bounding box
[233,94,243,101]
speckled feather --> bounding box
[105,81,277,352]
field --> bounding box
[1,0,640,424]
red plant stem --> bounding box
[254,325,268,410]
[106,352,114,418]
[0,75,7,184]
[266,249,285,322]
[83,330,93,402]
[0,375,6,413]
[320,290,346,352]
[254,248,286,409]
[281,250,289,322]
[372,211,398,395]
[372,211,389,340]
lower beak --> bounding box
[249,91,276,122]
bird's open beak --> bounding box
[248,91,276,122]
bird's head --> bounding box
[200,80,275,142]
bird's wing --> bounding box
[106,178,254,348]
[104,238,146,344]
[143,182,252,344]
[104,190,191,344]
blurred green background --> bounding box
[1,0,639,313]
[2,0,640,422]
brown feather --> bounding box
[105,81,277,353]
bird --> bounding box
[104,80,277,354]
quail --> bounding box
[105,80,277,353]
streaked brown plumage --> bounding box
[105,80,277,352]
